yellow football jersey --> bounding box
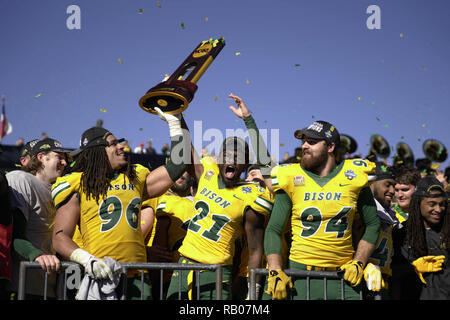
[271,159,375,267]
[178,157,273,265]
[52,164,150,264]
[367,223,393,276]
[155,192,194,252]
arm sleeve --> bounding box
[356,186,380,245]
[264,191,292,256]
[243,115,272,178]
[164,134,188,181]
[11,208,44,261]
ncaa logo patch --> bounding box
[241,186,252,194]
[344,170,357,180]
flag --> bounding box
[1,96,13,141]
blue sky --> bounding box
[0,0,449,168]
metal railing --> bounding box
[248,268,381,300]
[18,261,222,300]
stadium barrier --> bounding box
[248,268,381,300]
[18,261,222,300]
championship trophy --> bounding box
[139,37,225,115]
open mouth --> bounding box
[225,165,236,180]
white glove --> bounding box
[154,107,182,138]
[70,248,114,281]
[363,263,384,291]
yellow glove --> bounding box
[265,269,293,300]
[412,255,445,284]
[339,260,364,287]
[363,263,386,292]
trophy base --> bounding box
[139,80,198,115]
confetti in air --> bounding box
[118,58,123,64]
[35,93,41,98]
[100,108,107,113]
[180,22,185,30]
[157,1,161,8]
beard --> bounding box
[301,148,328,172]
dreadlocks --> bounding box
[405,194,450,259]
[72,146,137,203]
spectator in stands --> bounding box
[134,142,147,154]
[0,171,12,300]
[6,138,71,299]
[146,140,156,155]
[390,166,422,300]
[19,139,39,166]
[161,143,170,156]
[15,138,24,147]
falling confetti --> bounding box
[138,8,143,14]
[280,143,285,147]
[401,136,405,139]
[100,108,107,113]
[421,124,427,128]
[180,22,185,30]
[35,93,41,98]
[376,117,381,121]
[371,101,375,104]
[235,52,241,56]
[399,33,404,38]
[118,58,123,64]
[384,124,389,128]
[205,17,209,22]
[139,128,143,131]
[214,95,218,101]
[245,79,249,85]
[157,1,162,8]
[295,64,301,67]
[357,96,362,100]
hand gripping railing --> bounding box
[248,268,381,300]
[18,261,222,300]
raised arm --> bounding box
[228,93,274,190]
[145,108,191,198]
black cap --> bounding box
[30,138,71,156]
[294,120,340,146]
[371,162,396,181]
[413,176,447,198]
[70,127,115,157]
[20,139,39,157]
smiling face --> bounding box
[371,178,396,209]
[105,134,127,170]
[37,151,67,183]
[420,192,446,228]
[395,183,415,211]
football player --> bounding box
[51,109,189,300]
[166,95,273,300]
[264,120,381,300]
